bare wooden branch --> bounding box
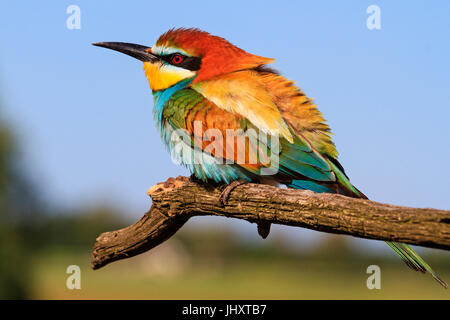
[91,176,450,270]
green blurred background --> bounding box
[1,110,449,299]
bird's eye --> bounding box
[171,54,183,64]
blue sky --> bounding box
[1,1,450,250]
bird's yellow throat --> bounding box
[143,61,196,91]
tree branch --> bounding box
[91,176,450,270]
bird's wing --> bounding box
[249,68,336,158]
[189,69,365,197]
[190,70,294,143]
[162,87,272,175]
[162,87,352,194]
[190,69,338,158]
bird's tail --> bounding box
[326,157,448,288]
[289,157,448,288]
[335,163,448,288]
[386,241,447,288]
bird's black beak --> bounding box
[92,42,159,62]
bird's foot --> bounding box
[218,180,271,238]
[218,180,247,206]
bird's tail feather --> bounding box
[386,241,447,288]
[330,159,447,288]
[288,157,447,288]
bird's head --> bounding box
[93,28,274,91]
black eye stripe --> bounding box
[157,53,202,71]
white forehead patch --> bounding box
[151,45,190,57]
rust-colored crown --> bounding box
[156,28,274,82]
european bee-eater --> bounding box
[94,28,446,288]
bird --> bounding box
[93,27,447,288]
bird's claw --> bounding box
[218,180,247,206]
[218,180,271,239]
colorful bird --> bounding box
[93,28,447,288]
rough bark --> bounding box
[92,176,450,270]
